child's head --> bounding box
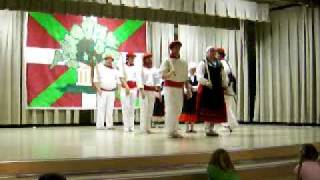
[209,148,235,171]
[300,144,318,161]
[38,173,66,180]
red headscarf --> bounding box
[217,48,226,60]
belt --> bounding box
[144,85,158,91]
[164,80,184,88]
[101,88,116,91]
[122,81,137,89]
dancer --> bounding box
[152,80,165,128]
[218,48,238,133]
[120,52,139,132]
[139,53,160,133]
[93,55,119,130]
[179,62,198,133]
[159,40,191,138]
[196,47,228,136]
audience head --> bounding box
[300,144,318,162]
[38,173,66,180]
[209,148,235,171]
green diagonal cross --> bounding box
[29,12,144,107]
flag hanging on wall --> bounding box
[25,12,146,108]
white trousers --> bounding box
[140,91,156,132]
[96,91,115,129]
[223,95,238,128]
[121,88,137,131]
[164,87,184,135]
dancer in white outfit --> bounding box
[218,48,238,132]
[159,40,192,138]
[139,53,160,133]
[120,52,139,132]
[93,55,120,130]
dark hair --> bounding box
[209,149,235,171]
[297,144,319,180]
[38,173,66,180]
[300,144,318,161]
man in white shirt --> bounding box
[159,40,192,138]
[120,52,139,132]
[93,55,120,130]
[139,53,160,133]
[218,48,238,133]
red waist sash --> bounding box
[144,85,158,91]
[164,80,184,88]
[122,81,137,89]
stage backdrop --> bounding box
[25,12,146,109]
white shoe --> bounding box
[146,129,153,134]
[140,130,152,134]
[106,127,115,130]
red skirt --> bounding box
[196,84,226,123]
[179,92,198,123]
[179,114,198,123]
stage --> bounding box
[1,124,320,179]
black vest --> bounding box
[204,60,224,91]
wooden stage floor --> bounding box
[0,124,319,162]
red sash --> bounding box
[164,80,184,88]
[144,85,158,91]
[123,81,137,89]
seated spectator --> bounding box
[207,148,240,180]
[38,173,66,180]
[294,144,320,180]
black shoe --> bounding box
[229,128,233,133]
[190,129,197,133]
[226,126,232,133]
[170,133,184,138]
[206,131,219,137]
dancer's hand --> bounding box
[158,92,162,102]
[97,89,102,96]
[163,70,175,79]
[140,89,145,99]
[125,87,130,95]
[186,90,192,99]
[206,81,212,89]
[168,70,176,77]
[192,86,197,92]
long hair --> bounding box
[297,144,319,180]
[209,149,235,171]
